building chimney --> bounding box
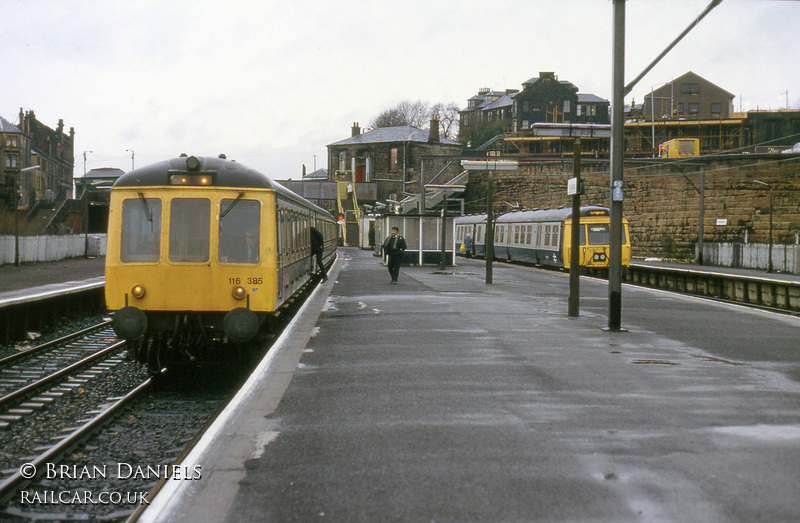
[428,116,440,143]
[351,122,361,137]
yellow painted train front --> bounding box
[105,154,336,372]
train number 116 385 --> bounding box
[228,277,263,285]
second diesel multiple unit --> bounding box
[455,206,630,269]
[105,154,336,373]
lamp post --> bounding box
[752,179,774,273]
[83,150,92,175]
[530,124,611,317]
[14,165,41,267]
[425,184,466,270]
[569,140,582,317]
[461,160,518,284]
[125,149,135,170]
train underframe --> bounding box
[125,310,277,375]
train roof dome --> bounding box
[112,155,331,215]
[113,155,279,189]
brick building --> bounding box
[459,72,610,148]
[1,109,74,209]
[643,71,734,121]
[327,120,463,203]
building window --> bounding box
[563,100,571,113]
[711,103,721,114]
[681,83,700,94]
[5,154,18,168]
[338,151,346,172]
[676,103,684,114]
[390,148,398,172]
[689,103,699,114]
[577,105,582,116]
[5,136,18,147]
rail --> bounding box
[625,263,800,313]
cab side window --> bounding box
[219,199,261,263]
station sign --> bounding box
[567,178,585,196]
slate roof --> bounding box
[0,115,21,133]
[484,92,516,111]
[578,93,608,103]
[85,167,125,179]
[303,168,328,180]
[329,125,460,146]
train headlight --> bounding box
[131,285,146,299]
[232,286,247,299]
[185,155,201,171]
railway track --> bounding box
[0,315,270,521]
[483,257,800,315]
[623,262,800,315]
[0,378,153,504]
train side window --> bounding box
[544,225,551,246]
[514,225,520,244]
[551,224,560,247]
[121,198,162,263]
[169,199,210,262]
[526,226,532,245]
[219,199,260,264]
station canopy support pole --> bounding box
[607,0,722,331]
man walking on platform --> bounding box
[383,226,407,284]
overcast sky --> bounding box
[2,0,798,180]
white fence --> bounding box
[0,234,107,265]
[699,243,800,274]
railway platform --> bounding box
[0,257,106,344]
[0,256,105,294]
[140,247,800,523]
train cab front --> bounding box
[584,247,610,268]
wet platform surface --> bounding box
[139,248,800,523]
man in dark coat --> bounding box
[383,226,407,284]
[311,226,327,282]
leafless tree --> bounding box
[370,99,461,139]
[431,102,460,140]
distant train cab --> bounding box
[455,206,630,270]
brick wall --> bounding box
[464,154,800,259]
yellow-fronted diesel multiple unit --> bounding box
[105,155,336,373]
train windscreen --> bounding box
[120,197,162,263]
[169,199,211,262]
